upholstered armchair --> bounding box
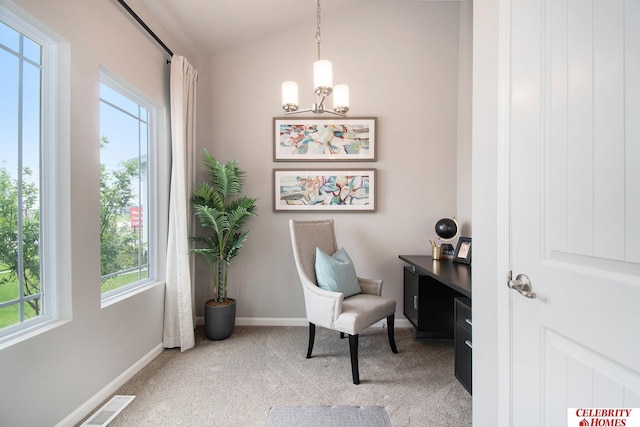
[289,219,398,384]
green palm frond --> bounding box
[190,246,221,264]
[194,205,228,237]
[226,205,255,230]
[203,150,246,199]
[193,182,225,211]
[225,231,250,260]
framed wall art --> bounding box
[273,117,377,161]
[273,168,376,212]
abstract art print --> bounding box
[273,169,376,212]
[273,117,376,161]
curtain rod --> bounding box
[116,0,174,58]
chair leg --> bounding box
[307,322,316,359]
[349,334,360,385]
[387,314,398,354]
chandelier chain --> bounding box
[315,0,321,60]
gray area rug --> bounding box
[266,405,391,427]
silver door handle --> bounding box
[508,273,537,299]
[413,295,418,310]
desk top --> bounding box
[399,255,471,298]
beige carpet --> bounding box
[265,405,391,426]
[105,326,472,427]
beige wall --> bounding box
[198,1,466,321]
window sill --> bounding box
[101,280,165,309]
[0,317,72,351]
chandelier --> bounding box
[281,0,349,116]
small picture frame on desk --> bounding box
[453,237,472,264]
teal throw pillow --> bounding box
[315,247,361,298]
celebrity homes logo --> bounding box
[568,408,640,426]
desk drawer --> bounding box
[454,330,472,393]
[454,297,472,394]
[455,297,472,334]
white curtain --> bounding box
[163,55,198,351]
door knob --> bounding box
[508,273,537,299]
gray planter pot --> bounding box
[204,298,236,340]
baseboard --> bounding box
[196,316,412,329]
[55,343,164,427]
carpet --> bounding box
[106,327,472,426]
[265,405,392,427]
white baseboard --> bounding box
[56,343,164,427]
[196,316,412,329]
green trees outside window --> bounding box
[99,79,151,295]
[0,167,41,329]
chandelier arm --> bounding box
[321,110,347,117]
[316,91,328,110]
[285,109,345,118]
[285,109,313,115]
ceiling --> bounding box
[139,0,408,57]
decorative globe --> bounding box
[435,218,458,241]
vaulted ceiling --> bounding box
[140,0,414,56]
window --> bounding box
[0,9,65,340]
[99,69,156,297]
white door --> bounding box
[508,1,640,425]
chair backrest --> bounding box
[289,219,338,286]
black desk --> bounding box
[398,255,471,339]
[399,255,471,298]
[400,255,473,393]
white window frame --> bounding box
[99,66,162,306]
[0,2,70,347]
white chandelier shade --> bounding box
[333,84,349,114]
[281,81,299,108]
[313,59,333,91]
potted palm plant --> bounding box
[191,150,257,340]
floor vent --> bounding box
[81,395,135,427]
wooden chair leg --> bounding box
[387,314,398,354]
[349,334,360,385]
[307,322,316,359]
